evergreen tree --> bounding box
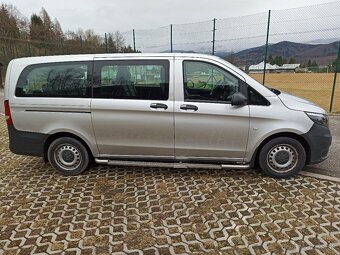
[0,4,21,38]
[307,59,312,67]
[268,54,274,64]
[29,13,44,40]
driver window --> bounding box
[183,61,240,103]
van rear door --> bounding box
[91,57,174,159]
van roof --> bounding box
[11,53,222,65]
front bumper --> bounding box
[302,123,332,164]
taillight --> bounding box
[4,100,13,125]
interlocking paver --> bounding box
[0,115,340,254]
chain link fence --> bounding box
[1,1,340,112]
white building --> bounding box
[248,61,279,73]
[248,61,300,73]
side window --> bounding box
[16,62,91,98]
[93,60,169,100]
[183,61,240,103]
[248,87,270,106]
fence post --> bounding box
[105,33,108,53]
[263,10,271,85]
[133,29,136,52]
[212,18,216,55]
[329,41,340,112]
[170,24,173,53]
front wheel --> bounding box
[259,137,306,178]
[47,137,90,176]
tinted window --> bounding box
[16,62,91,97]
[183,61,240,103]
[248,87,270,106]
[93,60,169,100]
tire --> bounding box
[47,137,90,176]
[258,137,306,178]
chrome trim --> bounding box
[95,158,250,170]
[221,164,250,169]
[95,159,109,164]
[98,154,175,160]
[176,156,244,162]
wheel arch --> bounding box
[250,132,311,168]
[43,132,93,162]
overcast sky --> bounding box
[3,0,338,33]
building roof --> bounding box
[282,64,300,69]
[249,61,300,70]
[249,61,277,70]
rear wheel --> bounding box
[47,137,89,176]
[259,137,306,178]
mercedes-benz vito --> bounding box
[3,53,332,177]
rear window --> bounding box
[16,62,92,98]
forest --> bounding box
[0,3,135,86]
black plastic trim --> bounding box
[7,125,48,157]
[302,123,332,164]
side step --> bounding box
[95,159,250,170]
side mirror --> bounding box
[231,92,247,106]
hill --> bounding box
[225,41,339,66]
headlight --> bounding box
[305,112,329,127]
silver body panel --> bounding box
[4,53,322,165]
[174,58,249,160]
[91,56,174,157]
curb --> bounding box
[300,171,340,183]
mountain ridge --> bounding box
[220,41,339,66]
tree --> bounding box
[311,60,318,67]
[0,4,21,38]
[53,18,63,40]
[29,13,44,41]
[225,52,237,65]
[273,56,284,66]
[307,59,312,67]
[289,58,296,64]
[107,33,118,52]
[268,54,274,65]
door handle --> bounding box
[180,104,198,111]
[150,103,168,110]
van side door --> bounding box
[91,57,174,159]
[174,58,250,162]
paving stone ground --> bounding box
[0,116,340,255]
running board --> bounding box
[95,159,250,170]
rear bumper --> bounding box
[302,123,332,164]
[7,125,47,157]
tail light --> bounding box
[4,100,13,125]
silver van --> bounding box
[3,53,332,178]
